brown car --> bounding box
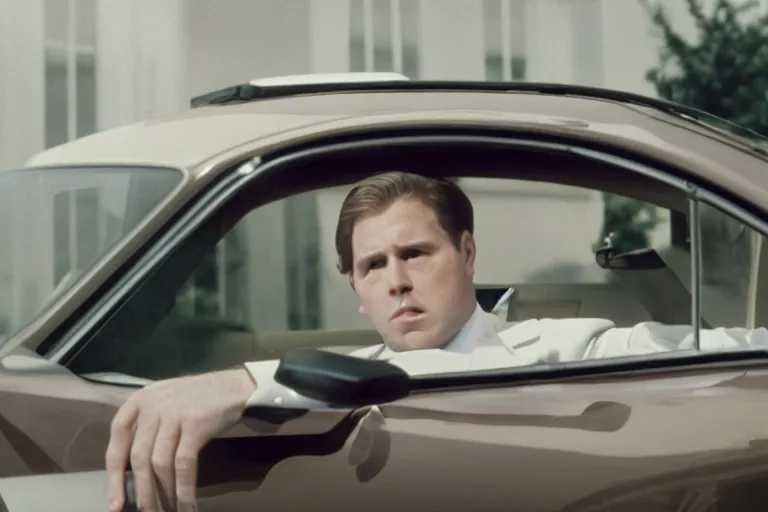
[2,73,768,511]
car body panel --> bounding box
[3,351,768,510]
[22,89,768,195]
[0,471,109,512]
[244,367,768,511]
[3,82,768,510]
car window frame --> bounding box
[42,132,768,381]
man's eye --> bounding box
[368,259,385,270]
[403,249,424,259]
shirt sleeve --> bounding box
[243,360,332,409]
[584,322,768,359]
[242,345,383,409]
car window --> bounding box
[0,166,182,343]
[69,176,700,381]
[699,202,761,329]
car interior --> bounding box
[64,139,767,381]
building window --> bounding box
[350,0,526,82]
[44,0,97,148]
[349,0,420,78]
[483,0,527,81]
[570,0,603,86]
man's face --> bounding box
[350,198,477,352]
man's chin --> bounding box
[392,330,444,352]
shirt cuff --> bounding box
[243,359,331,409]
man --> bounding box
[105,171,767,511]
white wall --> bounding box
[185,0,313,98]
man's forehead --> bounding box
[352,200,444,254]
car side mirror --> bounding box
[595,246,666,270]
[274,348,410,406]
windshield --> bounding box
[0,166,183,343]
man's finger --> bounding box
[151,421,181,512]
[130,413,161,511]
[175,432,202,511]
[106,401,139,512]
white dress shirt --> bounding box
[243,304,768,408]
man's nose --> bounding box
[387,259,412,296]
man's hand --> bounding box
[105,369,256,512]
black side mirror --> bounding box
[274,348,410,406]
[595,246,666,270]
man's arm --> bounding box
[105,368,256,512]
[105,348,376,512]
[584,322,768,360]
[502,318,768,364]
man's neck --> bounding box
[376,302,484,357]
[439,302,485,353]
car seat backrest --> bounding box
[657,243,756,329]
[599,248,692,326]
[255,328,383,360]
[142,316,258,379]
[504,282,653,327]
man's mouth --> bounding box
[391,305,425,321]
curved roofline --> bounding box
[190,80,768,151]
[192,80,695,114]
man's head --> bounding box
[335,171,477,352]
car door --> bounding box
[3,356,768,511]
[230,357,768,511]
[2,126,768,511]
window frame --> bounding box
[43,132,768,381]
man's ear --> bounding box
[460,231,476,269]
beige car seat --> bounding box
[658,237,760,330]
[255,328,383,360]
[503,282,654,327]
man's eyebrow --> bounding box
[356,240,437,266]
[354,250,386,267]
[397,240,436,251]
[355,250,385,269]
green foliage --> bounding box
[643,0,768,135]
[600,0,768,254]
[599,193,662,253]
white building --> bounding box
[0,0,762,337]
[6,0,751,171]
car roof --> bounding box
[22,81,768,178]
